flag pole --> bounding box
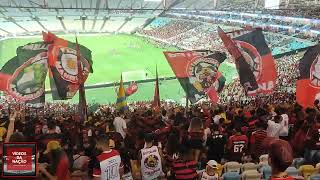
[75,34,87,122]
[185,84,189,118]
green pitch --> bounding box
[0,34,237,104]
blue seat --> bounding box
[286,167,299,177]
[222,172,241,180]
[292,158,304,169]
[261,165,272,180]
[310,174,320,180]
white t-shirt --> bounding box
[93,150,122,180]
[113,117,127,138]
[279,114,289,137]
[267,120,283,139]
[140,146,163,180]
[213,115,221,125]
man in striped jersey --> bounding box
[93,134,124,180]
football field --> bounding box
[0,34,237,104]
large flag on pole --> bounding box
[296,44,320,108]
[0,42,48,104]
[153,66,161,111]
[76,36,87,122]
[227,28,277,95]
[43,32,93,100]
[217,27,259,95]
[116,75,128,112]
[164,50,226,104]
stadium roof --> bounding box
[0,0,320,10]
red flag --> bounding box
[125,81,138,96]
[296,44,320,108]
[76,36,87,121]
[153,66,161,111]
[227,28,277,95]
[218,27,259,95]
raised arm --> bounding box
[5,111,17,142]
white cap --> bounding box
[207,160,218,169]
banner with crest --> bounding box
[164,50,226,103]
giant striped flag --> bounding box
[116,75,128,112]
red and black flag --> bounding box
[43,32,93,100]
[153,66,161,111]
[218,27,259,95]
[227,28,277,95]
[164,50,226,104]
[0,42,48,104]
[296,44,320,108]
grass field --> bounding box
[0,34,237,104]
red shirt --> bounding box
[250,130,267,158]
[56,154,71,180]
[172,159,198,180]
[270,176,294,180]
[228,134,248,157]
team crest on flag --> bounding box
[9,53,48,101]
[52,47,91,84]
[296,44,320,107]
[234,41,262,80]
[164,50,226,103]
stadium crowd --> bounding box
[0,89,320,180]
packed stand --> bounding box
[0,95,319,179]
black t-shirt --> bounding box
[206,133,227,160]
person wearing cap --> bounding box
[268,139,294,180]
[38,140,71,180]
[199,160,219,180]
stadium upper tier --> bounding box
[139,17,315,58]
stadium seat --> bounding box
[310,174,320,180]
[242,163,258,172]
[224,162,242,173]
[316,163,320,173]
[259,154,268,166]
[299,165,316,180]
[221,172,241,180]
[260,165,272,180]
[241,170,261,180]
[292,158,305,169]
[286,167,300,177]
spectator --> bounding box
[227,126,248,162]
[113,112,128,139]
[92,134,124,180]
[268,139,294,180]
[139,133,164,179]
[38,141,71,180]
